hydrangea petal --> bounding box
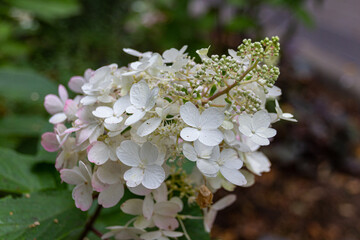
[140,142,159,165]
[198,129,223,146]
[180,127,199,142]
[130,81,150,108]
[49,112,67,124]
[220,167,247,186]
[256,127,277,138]
[212,194,236,210]
[182,143,199,162]
[124,167,144,187]
[142,165,165,189]
[98,183,124,208]
[153,215,179,230]
[125,110,146,125]
[88,141,110,165]
[121,199,144,215]
[200,107,224,129]
[137,118,161,137]
[117,140,141,167]
[58,85,68,104]
[250,134,270,146]
[68,76,85,93]
[143,194,154,220]
[252,110,270,130]
[72,183,93,211]
[113,95,131,116]
[41,132,59,152]
[197,159,219,177]
[180,102,200,127]
[92,106,113,118]
[44,94,63,114]
[60,168,86,184]
[97,161,122,184]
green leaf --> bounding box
[0,115,48,136]
[0,190,87,240]
[8,0,81,21]
[209,85,217,97]
[0,148,56,193]
[0,68,57,105]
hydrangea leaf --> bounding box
[0,190,87,240]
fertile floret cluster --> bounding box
[42,36,296,239]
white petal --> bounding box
[98,183,124,208]
[143,194,154,220]
[198,129,223,146]
[250,134,270,146]
[221,149,243,169]
[49,112,67,124]
[72,183,93,211]
[125,110,146,125]
[182,143,199,162]
[180,102,200,127]
[140,142,159,165]
[256,127,277,138]
[194,140,214,159]
[245,152,271,175]
[153,215,179,231]
[104,116,123,124]
[200,107,224,129]
[92,106,113,118]
[130,80,150,108]
[154,202,181,217]
[128,185,152,196]
[113,95,131,116]
[123,48,143,57]
[212,194,236,210]
[197,159,219,177]
[140,231,162,240]
[237,114,252,129]
[204,209,217,232]
[137,118,161,137]
[116,140,141,167]
[124,167,144,187]
[121,199,144,215]
[169,197,183,211]
[58,85,68,104]
[134,216,152,229]
[88,141,110,165]
[238,124,252,137]
[152,183,168,202]
[60,167,85,184]
[97,161,122,184]
[144,87,158,111]
[163,230,183,238]
[252,110,270,130]
[220,167,247,186]
[142,165,165,189]
[180,127,200,142]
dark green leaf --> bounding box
[0,115,48,136]
[180,202,210,240]
[0,190,87,240]
[209,85,217,97]
[0,148,56,193]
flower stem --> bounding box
[78,205,103,240]
[178,217,192,240]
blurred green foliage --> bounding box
[0,0,314,239]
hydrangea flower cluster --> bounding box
[42,36,296,239]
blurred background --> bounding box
[0,0,359,239]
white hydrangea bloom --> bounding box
[92,95,131,124]
[180,102,224,146]
[116,141,165,189]
[238,110,277,146]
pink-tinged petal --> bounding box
[140,142,158,165]
[88,141,110,165]
[124,167,144,187]
[180,127,199,142]
[169,197,183,211]
[220,167,247,186]
[60,168,86,184]
[72,183,93,211]
[64,99,78,119]
[152,183,168,202]
[140,231,162,240]
[79,161,92,182]
[41,132,59,152]
[98,183,124,208]
[212,194,236,211]
[58,84,68,104]
[198,129,223,146]
[197,159,219,177]
[121,199,144,215]
[68,76,85,93]
[200,107,224,130]
[180,102,200,127]
[49,112,67,124]
[76,124,97,145]
[128,185,152,196]
[154,202,181,217]
[91,172,107,192]
[44,94,63,114]
[153,215,179,230]
[116,140,141,167]
[134,216,152,229]
[55,151,65,170]
[89,125,103,144]
[142,165,165,189]
[97,161,122,184]
[143,194,154,220]
[182,143,198,162]
[163,230,183,238]
[125,110,146,125]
